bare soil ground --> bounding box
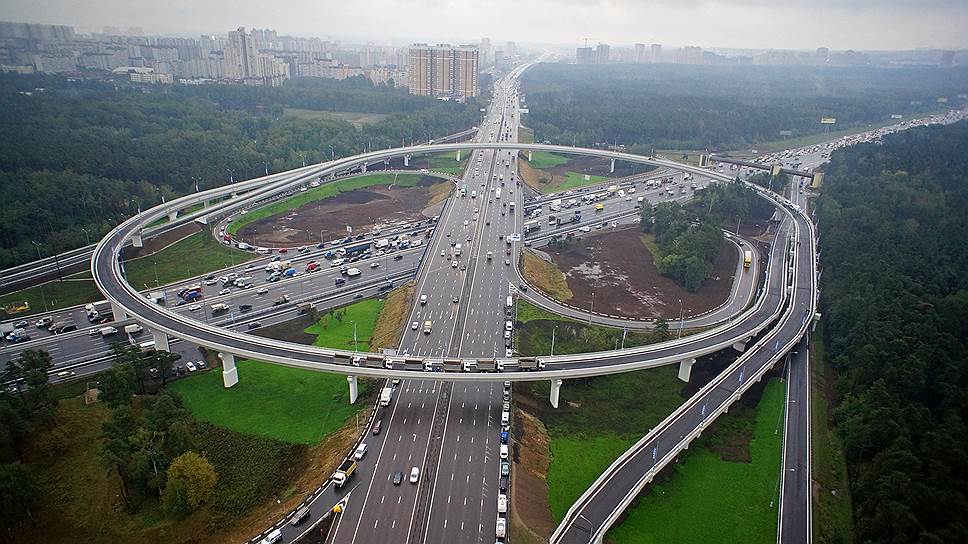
[545,225,738,319]
[511,409,556,543]
[238,177,449,246]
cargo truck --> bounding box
[332,458,358,488]
[380,386,394,407]
[211,303,229,314]
[743,250,753,269]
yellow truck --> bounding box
[594,203,605,212]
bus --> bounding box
[743,250,753,269]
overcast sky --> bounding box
[2,0,967,50]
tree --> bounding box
[653,318,670,339]
[0,396,28,463]
[15,349,56,423]
[145,350,180,387]
[0,463,40,535]
[163,451,217,515]
[99,406,139,508]
[99,360,137,409]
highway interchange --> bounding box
[6,62,965,544]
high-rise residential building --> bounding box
[407,43,479,98]
[225,27,259,79]
[596,43,610,64]
[634,43,646,63]
[505,41,515,58]
[576,47,594,64]
[480,37,491,64]
[651,43,662,63]
[675,46,703,65]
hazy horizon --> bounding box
[1,0,967,51]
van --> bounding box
[501,411,510,426]
[123,324,143,335]
[261,529,282,544]
[419,294,427,305]
[354,443,368,460]
[500,444,509,459]
[506,296,513,309]
[497,494,508,513]
[290,506,311,526]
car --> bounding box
[13,320,28,329]
[392,471,404,485]
[290,506,311,527]
[411,321,419,331]
[219,288,230,296]
[257,287,269,295]
[186,361,197,372]
[354,443,368,460]
[260,528,283,544]
[496,518,506,538]
[35,316,53,328]
[409,466,420,484]
[370,262,380,268]
[372,419,382,435]
[239,304,252,313]
[88,328,100,337]
[452,260,458,268]
[505,259,511,266]
[247,322,262,329]
[460,264,467,271]
[501,461,510,476]
[440,250,446,257]
[505,348,513,358]
[353,293,363,300]
[196,360,207,369]
[393,254,404,261]
[392,378,401,386]
[204,279,217,285]
[452,296,459,303]
[188,304,201,312]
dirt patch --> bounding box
[238,177,450,247]
[522,250,574,301]
[517,153,656,193]
[249,313,318,345]
[122,222,201,260]
[545,225,738,319]
[511,409,556,543]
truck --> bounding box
[85,301,111,321]
[123,324,143,335]
[594,203,605,211]
[443,359,463,372]
[273,295,290,306]
[346,267,362,277]
[454,243,463,257]
[523,220,541,234]
[477,359,497,372]
[345,242,371,256]
[332,458,358,488]
[211,303,229,314]
[519,357,546,371]
[744,250,753,269]
[380,386,394,407]
[100,326,118,337]
[375,238,389,249]
[556,215,580,226]
[184,290,203,302]
[283,268,297,278]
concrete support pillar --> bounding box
[347,375,359,404]
[528,150,533,162]
[732,341,747,353]
[550,379,563,409]
[812,312,822,332]
[677,358,696,383]
[151,328,170,352]
[220,352,239,388]
[167,210,178,222]
[404,154,410,167]
[131,231,143,248]
[456,149,461,162]
[203,199,211,208]
[610,158,616,173]
[361,162,368,173]
[110,302,127,322]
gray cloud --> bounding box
[0,0,966,50]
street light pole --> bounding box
[551,325,557,356]
[677,298,684,339]
[81,227,91,245]
[589,291,596,323]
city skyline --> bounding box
[1,0,968,51]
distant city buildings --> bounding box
[596,43,610,64]
[576,46,594,64]
[651,44,662,63]
[634,43,646,63]
[407,43,479,99]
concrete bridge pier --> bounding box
[110,302,127,321]
[361,162,368,173]
[347,375,359,404]
[527,150,532,162]
[383,158,390,169]
[167,210,178,222]
[677,358,696,382]
[150,328,170,352]
[403,154,410,167]
[456,149,461,162]
[131,231,143,248]
[732,340,748,352]
[550,378,563,409]
[610,158,616,173]
[812,312,822,332]
[220,352,239,388]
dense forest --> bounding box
[520,63,968,151]
[816,120,968,542]
[641,183,772,290]
[0,74,483,268]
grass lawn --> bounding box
[411,151,470,176]
[124,231,254,291]
[304,298,385,351]
[170,359,363,445]
[521,250,573,301]
[527,150,570,170]
[606,379,786,544]
[283,108,389,127]
[557,171,607,192]
[227,173,426,236]
[518,126,535,144]
[515,300,668,356]
[0,277,101,319]
[810,322,855,544]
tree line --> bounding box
[640,183,773,290]
[815,120,968,542]
[0,74,483,268]
[520,63,968,152]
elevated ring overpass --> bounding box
[92,142,815,405]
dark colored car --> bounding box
[247,322,262,330]
[335,278,346,286]
[392,471,404,485]
[393,255,404,261]
[290,506,311,526]
[499,476,508,492]
[239,304,252,313]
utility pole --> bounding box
[677,299,684,339]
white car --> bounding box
[409,466,420,484]
[411,321,419,331]
[204,279,217,285]
[257,287,269,295]
[505,320,513,331]
[505,259,511,266]
[505,348,513,358]
[186,361,197,372]
[440,250,446,257]
[495,518,506,538]
[87,328,100,337]
[219,288,231,296]
[452,260,458,268]
[188,304,201,312]
[370,262,380,268]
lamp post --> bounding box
[550,325,558,356]
[677,298,684,339]
[226,168,235,185]
[588,291,596,323]
[352,320,358,352]
[81,228,91,246]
